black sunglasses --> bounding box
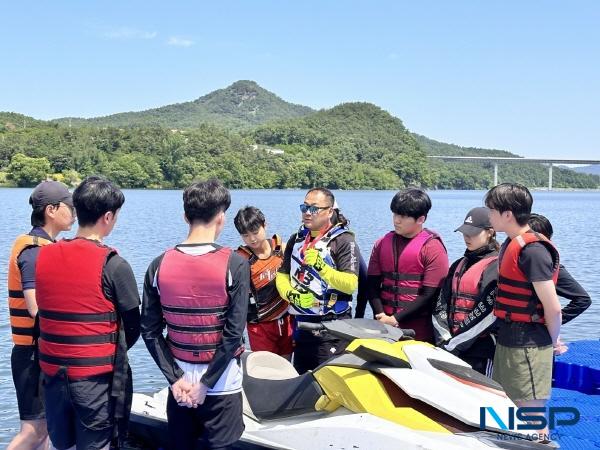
[299,204,331,215]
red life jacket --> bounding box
[378,229,445,343]
[158,246,244,364]
[36,238,118,379]
[237,235,287,323]
[379,229,444,315]
[494,232,559,323]
[450,255,498,333]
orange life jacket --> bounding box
[494,232,559,323]
[237,235,288,323]
[7,234,53,345]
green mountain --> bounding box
[52,80,314,129]
[1,81,598,189]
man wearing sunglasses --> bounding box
[276,187,360,374]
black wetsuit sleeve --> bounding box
[201,253,250,388]
[432,259,460,343]
[103,254,141,349]
[556,265,591,324]
[141,254,185,385]
[17,246,40,290]
[392,285,440,323]
[354,254,369,318]
[278,234,296,275]
[365,275,384,315]
[329,233,360,275]
[433,259,460,318]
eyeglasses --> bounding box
[299,204,331,215]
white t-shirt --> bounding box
[175,357,243,395]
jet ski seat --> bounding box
[242,351,325,421]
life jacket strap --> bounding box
[40,331,118,345]
[381,272,424,282]
[39,310,117,323]
[39,353,115,367]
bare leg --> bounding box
[515,399,550,442]
[7,419,49,450]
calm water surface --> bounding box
[1,188,599,443]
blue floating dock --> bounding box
[550,340,600,449]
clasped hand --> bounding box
[171,377,209,408]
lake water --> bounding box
[1,188,599,444]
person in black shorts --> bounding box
[35,176,140,450]
[142,179,249,450]
[7,180,75,450]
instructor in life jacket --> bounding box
[276,187,360,374]
[234,206,293,360]
[368,188,449,344]
[141,179,249,450]
[7,180,75,450]
[432,207,499,376]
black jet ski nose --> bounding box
[297,318,414,342]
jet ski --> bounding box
[129,319,549,449]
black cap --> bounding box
[455,207,492,236]
[29,181,73,209]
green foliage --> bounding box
[7,153,51,187]
[1,82,598,190]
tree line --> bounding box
[1,104,598,190]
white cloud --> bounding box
[388,52,398,60]
[103,27,157,40]
[167,36,194,47]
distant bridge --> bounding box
[427,156,600,190]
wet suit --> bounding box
[556,265,591,324]
[432,243,498,376]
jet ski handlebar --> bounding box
[296,319,416,341]
[296,322,325,332]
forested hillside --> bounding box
[1,82,598,189]
[51,81,314,130]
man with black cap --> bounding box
[432,206,500,376]
[7,180,75,450]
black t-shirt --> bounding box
[17,227,53,290]
[497,238,555,347]
[279,231,360,276]
[103,253,142,349]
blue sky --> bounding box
[1,1,599,159]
